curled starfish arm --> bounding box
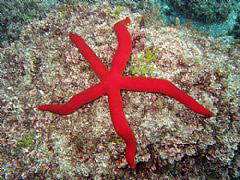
[110,17,132,76]
[120,77,212,116]
[107,86,136,169]
[38,82,106,115]
[69,33,108,79]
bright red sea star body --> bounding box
[38,17,212,169]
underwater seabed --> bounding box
[0,0,240,179]
[152,0,240,38]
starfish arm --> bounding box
[110,17,132,76]
[107,86,136,169]
[69,33,108,79]
[38,82,106,115]
[120,77,212,116]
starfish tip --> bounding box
[125,17,131,24]
[69,32,75,40]
[130,163,136,169]
[206,110,213,117]
[38,105,46,111]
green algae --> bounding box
[18,130,35,148]
[130,48,158,75]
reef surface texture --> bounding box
[0,1,240,179]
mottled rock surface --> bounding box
[0,1,239,179]
[166,0,236,24]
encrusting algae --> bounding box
[0,1,239,179]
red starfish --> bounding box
[38,17,212,169]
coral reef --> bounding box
[166,0,236,24]
[152,0,240,37]
[0,0,70,46]
[0,1,239,179]
[228,11,240,39]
